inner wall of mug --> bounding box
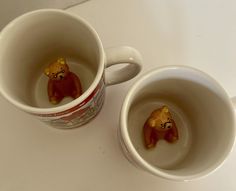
[0,10,101,108]
[127,72,235,177]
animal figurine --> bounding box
[44,58,82,104]
[143,106,179,149]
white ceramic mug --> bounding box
[119,66,236,181]
[0,9,142,129]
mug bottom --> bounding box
[128,97,192,169]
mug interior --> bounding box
[0,10,103,109]
[122,67,235,180]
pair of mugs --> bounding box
[0,9,235,181]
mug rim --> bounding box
[0,9,105,115]
[120,65,236,181]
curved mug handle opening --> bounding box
[104,46,142,86]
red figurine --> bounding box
[143,106,179,149]
[44,58,82,104]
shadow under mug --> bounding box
[119,66,236,181]
[0,9,142,129]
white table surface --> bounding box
[1,0,236,190]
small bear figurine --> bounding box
[44,58,82,104]
[143,106,179,149]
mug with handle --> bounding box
[0,9,142,129]
[119,65,236,181]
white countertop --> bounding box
[1,0,236,190]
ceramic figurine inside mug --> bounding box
[44,57,83,105]
[143,105,179,149]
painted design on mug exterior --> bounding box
[37,78,105,128]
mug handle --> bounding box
[104,46,142,86]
